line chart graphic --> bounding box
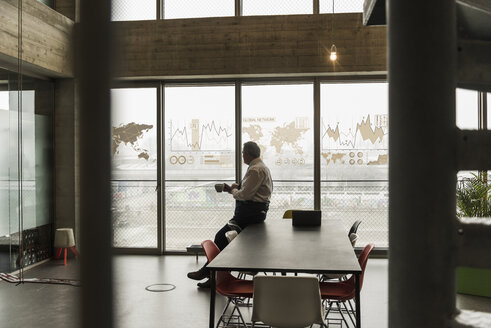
[169,119,233,152]
[322,114,388,150]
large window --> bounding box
[164,0,234,19]
[242,0,313,16]
[108,80,394,252]
[164,84,235,250]
[242,83,314,219]
[321,82,388,247]
[111,87,158,248]
[111,0,156,21]
[456,88,478,130]
[320,0,365,13]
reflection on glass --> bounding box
[164,0,234,19]
[456,88,478,130]
[165,85,235,180]
[243,0,312,16]
[111,88,157,248]
[112,0,156,21]
[320,0,364,13]
[242,83,313,181]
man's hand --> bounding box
[223,183,239,194]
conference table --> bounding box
[207,219,362,328]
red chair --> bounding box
[201,240,253,328]
[319,243,375,327]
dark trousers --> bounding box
[214,224,233,251]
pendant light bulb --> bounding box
[330,44,337,61]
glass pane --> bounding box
[111,88,157,248]
[165,180,235,250]
[322,180,388,246]
[267,181,314,219]
[112,0,156,21]
[164,84,235,251]
[242,83,314,182]
[320,0,364,13]
[456,88,478,130]
[321,82,388,180]
[164,0,234,19]
[488,92,490,129]
[164,85,235,180]
[242,0,312,16]
[457,170,491,218]
[321,82,388,247]
[112,181,157,247]
[0,91,8,239]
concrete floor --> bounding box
[0,255,489,328]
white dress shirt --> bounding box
[231,158,273,203]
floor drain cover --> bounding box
[145,283,176,292]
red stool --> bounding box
[54,228,79,265]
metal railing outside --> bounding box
[111,179,389,250]
[111,181,157,248]
[321,180,389,247]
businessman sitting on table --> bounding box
[187,141,273,288]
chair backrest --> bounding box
[225,230,238,243]
[348,220,362,236]
[251,276,324,328]
[349,232,358,247]
[201,240,234,286]
[345,243,375,294]
[282,209,293,219]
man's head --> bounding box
[242,141,260,165]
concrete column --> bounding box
[78,0,113,327]
[388,0,457,327]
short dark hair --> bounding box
[243,141,260,158]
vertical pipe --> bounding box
[314,78,321,210]
[78,0,113,327]
[314,0,320,15]
[388,0,457,327]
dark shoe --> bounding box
[197,279,211,288]
[187,267,209,281]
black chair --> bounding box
[348,220,362,236]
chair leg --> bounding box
[216,298,232,328]
[336,302,351,328]
[64,248,68,265]
[54,248,62,259]
[69,246,80,257]
[341,301,356,327]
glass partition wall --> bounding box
[0,69,54,272]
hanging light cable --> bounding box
[330,0,337,61]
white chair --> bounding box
[53,228,80,266]
[251,275,327,328]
